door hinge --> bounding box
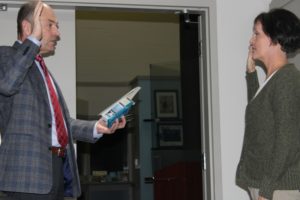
[202,152,206,170]
[198,41,202,57]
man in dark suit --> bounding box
[0,1,126,200]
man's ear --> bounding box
[21,20,32,37]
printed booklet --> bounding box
[99,86,141,127]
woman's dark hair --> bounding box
[17,1,38,38]
[254,8,300,54]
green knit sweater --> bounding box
[236,64,300,199]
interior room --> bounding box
[0,0,299,200]
[75,9,203,200]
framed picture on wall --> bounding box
[158,123,183,147]
[154,90,178,118]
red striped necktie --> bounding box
[36,55,68,148]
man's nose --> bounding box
[55,29,60,37]
[52,25,60,37]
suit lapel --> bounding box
[13,41,70,137]
[30,64,51,107]
[13,41,52,111]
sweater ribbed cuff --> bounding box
[259,178,275,200]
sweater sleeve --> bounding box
[259,70,300,199]
[246,71,259,102]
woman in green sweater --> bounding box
[236,9,300,200]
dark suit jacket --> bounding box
[0,39,98,197]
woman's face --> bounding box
[249,21,272,61]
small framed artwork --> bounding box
[154,90,178,118]
[158,123,183,147]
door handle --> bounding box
[144,176,177,183]
[144,176,154,184]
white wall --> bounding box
[216,0,271,199]
[2,0,213,8]
[270,0,291,7]
[0,8,18,44]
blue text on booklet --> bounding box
[99,87,141,128]
[104,98,134,128]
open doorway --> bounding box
[75,8,206,200]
